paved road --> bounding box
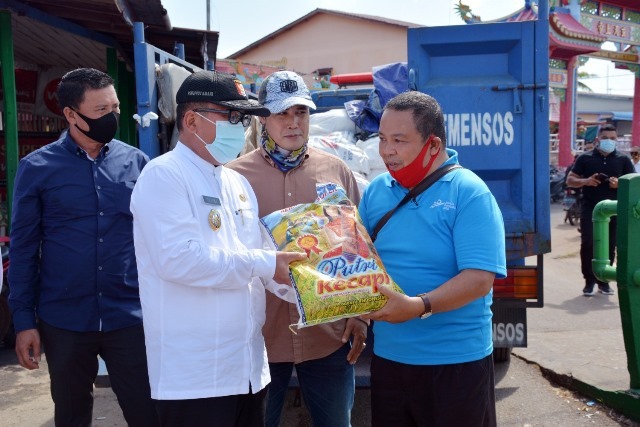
[278,354,636,427]
[515,202,631,394]
[1,344,633,427]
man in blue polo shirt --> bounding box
[359,91,506,427]
[9,68,158,426]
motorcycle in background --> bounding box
[550,165,566,203]
[563,187,582,227]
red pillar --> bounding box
[633,73,640,149]
[558,56,577,168]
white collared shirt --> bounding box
[131,142,275,400]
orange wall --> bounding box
[231,14,409,78]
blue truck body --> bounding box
[408,15,551,355]
[309,10,551,358]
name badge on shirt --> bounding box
[203,195,221,206]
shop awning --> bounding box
[611,111,633,121]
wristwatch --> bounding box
[416,293,432,319]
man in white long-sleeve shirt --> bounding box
[130,70,305,427]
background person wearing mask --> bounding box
[566,124,635,297]
[228,70,366,427]
[130,70,305,426]
[8,68,158,426]
[359,91,506,427]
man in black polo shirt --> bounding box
[566,124,635,296]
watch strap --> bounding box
[417,293,432,319]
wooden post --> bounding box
[558,56,577,168]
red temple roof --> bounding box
[476,4,605,60]
[549,11,606,59]
[506,7,538,22]
[549,11,606,43]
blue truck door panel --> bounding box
[408,21,551,259]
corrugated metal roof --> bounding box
[10,13,106,70]
[22,0,169,33]
[3,0,218,70]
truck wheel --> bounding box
[493,347,511,363]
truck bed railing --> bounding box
[133,22,201,158]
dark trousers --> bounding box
[39,321,158,427]
[371,354,496,427]
[580,204,616,286]
[154,386,267,427]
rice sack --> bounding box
[261,183,404,329]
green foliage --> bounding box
[576,70,594,92]
[581,1,599,15]
[626,10,640,25]
[600,4,622,20]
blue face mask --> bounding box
[195,113,246,164]
[598,139,617,154]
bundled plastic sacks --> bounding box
[155,63,192,150]
[307,131,371,177]
[261,184,404,329]
[308,109,389,189]
[356,135,387,180]
[308,109,371,178]
[156,63,191,123]
[309,108,360,135]
[352,171,370,196]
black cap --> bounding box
[176,70,270,117]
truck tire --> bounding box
[493,347,512,363]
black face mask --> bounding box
[74,110,119,144]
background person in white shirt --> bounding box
[130,70,305,427]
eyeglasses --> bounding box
[193,108,252,127]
